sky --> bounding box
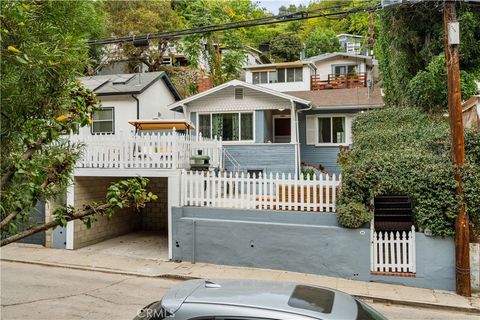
[256,0,312,14]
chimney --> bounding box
[197,77,212,93]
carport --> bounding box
[63,175,172,260]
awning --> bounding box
[128,119,195,131]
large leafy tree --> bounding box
[0,1,156,246]
[377,2,480,109]
[101,0,184,72]
[304,29,341,57]
[269,32,303,62]
[178,0,262,85]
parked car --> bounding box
[133,279,387,320]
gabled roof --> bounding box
[80,71,182,100]
[303,52,373,65]
[169,80,311,112]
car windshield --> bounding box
[287,285,335,314]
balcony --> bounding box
[71,132,223,171]
[311,72,367,90]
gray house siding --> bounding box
[298,110,358,174]
[223,144,296,175]
[255,110,264,143]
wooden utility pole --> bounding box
[443,0,471,297]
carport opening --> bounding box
[72,176,169,260]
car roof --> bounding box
[161,279,358,319]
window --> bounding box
[199,112,254,142]
[92,107,114,134]
[288,285,335,314]
[268,71,277,83]
[277,68,286,83]
[234,87,244,100]
[318,117,345,144]
[252,68,303,84]
[252,71,268,84]
[333,64,358,75]
[198,114,211,138]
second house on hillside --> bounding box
[80,71,183,136]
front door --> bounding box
[273,117,291,143]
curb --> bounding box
[2,258,479,314]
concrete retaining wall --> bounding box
[172,207,455,291]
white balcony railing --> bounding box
[71,131,223,170]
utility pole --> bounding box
[443,0,471,297]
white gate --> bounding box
[370,225,416,273]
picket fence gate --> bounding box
[180,170,341,212]
[370,225,416,273]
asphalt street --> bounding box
[1,261,478,320]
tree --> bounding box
[178,0,261,85]
[0,1,156,246]
[269,32,303,62]
[304,29,341,57]
[101,1,184,72]
[376,2,480,109]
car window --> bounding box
[288,285,334,314]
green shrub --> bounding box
[337,107,480,236]
[336,202,372,229]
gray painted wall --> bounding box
[172,207,455,291]
[18,201,45,245]
[223,144,296,175]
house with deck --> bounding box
[36,62,460,292]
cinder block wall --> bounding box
[73,177,142,249]
[142,177,168,231]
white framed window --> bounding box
[91,107,114,134]
[252,67,303,84]
[306,115,351,146]
[332,64,358,75]
[197,112,254,142]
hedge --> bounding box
[337,107,480,237]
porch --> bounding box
[71,131,223,171]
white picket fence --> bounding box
[181,170,341,212]
[370,225,416,273]
[71,131,223,170]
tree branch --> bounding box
[0,203,112,247]
[0,137,48,191]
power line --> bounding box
[87,4,383,46]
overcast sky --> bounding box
[256,0,312,14]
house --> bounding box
[79,71,183,136]
[462,95,480,129]
[244,52,376,92]
[170,79,384,175]
[336,33,368,55]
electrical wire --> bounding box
[87,3,383,46]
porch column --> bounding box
[290,101,297,144]
[290,100,299,178]
[168,172,181,260]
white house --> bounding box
[79,72,183,136]
[244,52,375,92]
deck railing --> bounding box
[311,72,367,90]
[370,225,416,274]
[181,170,341,212]
[71,132,223,170]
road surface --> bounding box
[1,261,477,320]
